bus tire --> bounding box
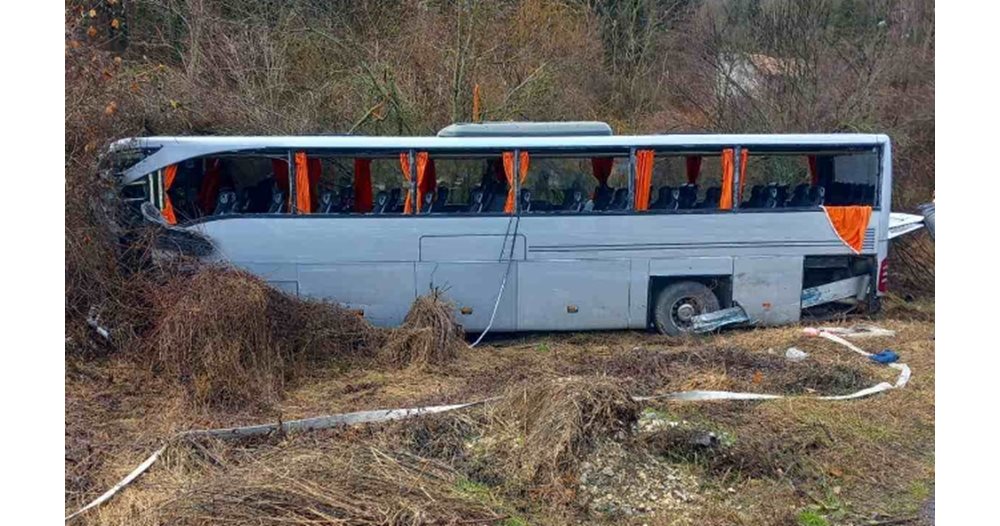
[653,281,720,336]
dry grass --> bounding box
[81,432,502,526]
[380,289,465,369]
[68,316,934,525]
[483,376,639,500]
[159,439,502,525]
[144,266,378,409]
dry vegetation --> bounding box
[381,289,467,369]
[485,376,640,499]
[68,314,934,525]
[145,266,378,408]
[66,1,934,524]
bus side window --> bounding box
[740,154,813,210]
[646,155,723,212]
[428,157,496,214]
[822,152,879,207]
[525,156,629,214]
[528,157,589,214]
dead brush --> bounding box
[483,376,639,499]
[144,266,378,409]
[380,289,465,369]
[157,437,502,525]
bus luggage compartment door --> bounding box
[516,260,631,331]
[417,262,517,332]
[297,263,416,327]
[732,256,804,326]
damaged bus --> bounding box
[108,122,917,335]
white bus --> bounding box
[110,122,911,335]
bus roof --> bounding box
[437,121,614,137]
[111,132,889,185]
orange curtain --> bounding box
[738,149,749,201]
[591,157,614,185]
[414,152,429,213]
[685,156,701,184]
[399,152,429,214]
[720,149,735,210]
[161,164,178,225]
[294,151,311,213]
[503,151,530,214]
[399,153,412,214]
[354,159,373,213]
[807,155,818,185]
[822,205,873,253]
[634,150,655,211]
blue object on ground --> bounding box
[869,349,900,364]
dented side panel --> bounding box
[732,256,804,325]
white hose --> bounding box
[469,211,521,348]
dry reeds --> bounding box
[158,438,502,525]
[484,376,639,497]
[145,266,378,409]
[380,289,465,369]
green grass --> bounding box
[640,406,678,422]
[454,478,493,501]
[796,510,829,526]
[455,479,529,525]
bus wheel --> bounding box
[653,281,720,336]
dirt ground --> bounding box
[65,299,934,526]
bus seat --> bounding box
[432,186,450,212]
[337,186,354,213]
[773,184,789,207]
[745,185,764,208]
[609,188,628,210]
[593,184,614,210]
[699,186,721,208]
[484,186,508,212]
[519,188,532,212]
[238,179,269,213]
[789,183,810,207]
[387,188,402,213]
[678,184,698,209]
[318,191,335,213]
[181,186,203,219]
[421,190,435,214]
[267,186,286,214]
[213,188,239,215]
[467,187,486,213]
[809,186,826,206]
[374,191,390,214]
[762,184,780,208]
[238,188,253,213]
[650,186,679,210]
[560,187,585,212]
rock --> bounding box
[691,431,719,448]
[785,347,809,361]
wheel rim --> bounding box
[670,296,702,329]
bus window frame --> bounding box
[148,143,885,223]
[732,145,884,212]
